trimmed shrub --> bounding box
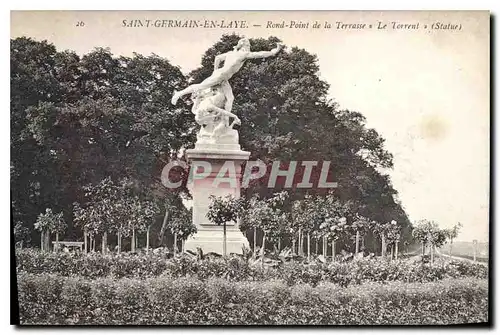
[16,249,488,286]
[16,272,488,325]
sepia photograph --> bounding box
[10,10,490,325]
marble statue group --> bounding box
[171,37,283,144]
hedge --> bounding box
[16,272,488,325]
[16,249,488,286]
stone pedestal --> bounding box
[184,140,250,255]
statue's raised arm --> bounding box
[246,43,283,59]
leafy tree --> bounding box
[412,219,447,263]
[318,195,350,260]
[34,208,66,251]
[444,222,462,256]
[325,217,349,261]
[349,214,373,256]
[306,195,326,259]
[273,212,291,253]
[14,222,30,249]
[11,38,66,239]
[263,191,290,253]
[157,193,187,247]
[239,195,263,256]
[384,220,402,259]
[262,191,290,256]
[427,226,447,263]
[372,220,399,258]
[207,195,245,256]
[412,221,428,257]
[241,192,289,264]
[168,206,196,255]
[251,198,277,263]
[291,196,316,259]
[127,195,159,253]
[73,178,121,253]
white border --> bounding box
[3,1,497,334]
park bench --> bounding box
[52,241,84,251]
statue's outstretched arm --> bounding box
[246,43,283,59]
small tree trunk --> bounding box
[117,231,122,253]
[253,227,257,257]
[430,244,435,263]
[332,239,336,261]
[131,229,136,253]
[261,230,266,267]
[299,231,302,256]
[322,236,326,258]
[44,230,50,251]
[292,238,296,256]
[315,238,318,255]
[42,230,46,251]
[321,236,324,257]
[47,231,51,251]
[278,236,281,252]
[182,239,185,253]
[91,235,95,252]
[390,244,394,260]
[55,232,59,252]
[40,230,44,251]
[223,222,227,257]
[298,228,303,256]
[449,240,453,256]
[173,232,178,256]
[395,240,399,260]
[160,207,169,246]
[355,230,360,255]
[102,232,107,254]
[307,232,311,262]
[421,242,425,256]
[146,226,150,254]
[381,233,386,257]
[324,236,328,258]
[84,228,88,254]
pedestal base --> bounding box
[184,227,250,255]
[185,146,251,255]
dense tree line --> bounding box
[11,34,412,253]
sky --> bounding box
[11,10,490,242]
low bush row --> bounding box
[16,249,488,286]
[16,272,488,325]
